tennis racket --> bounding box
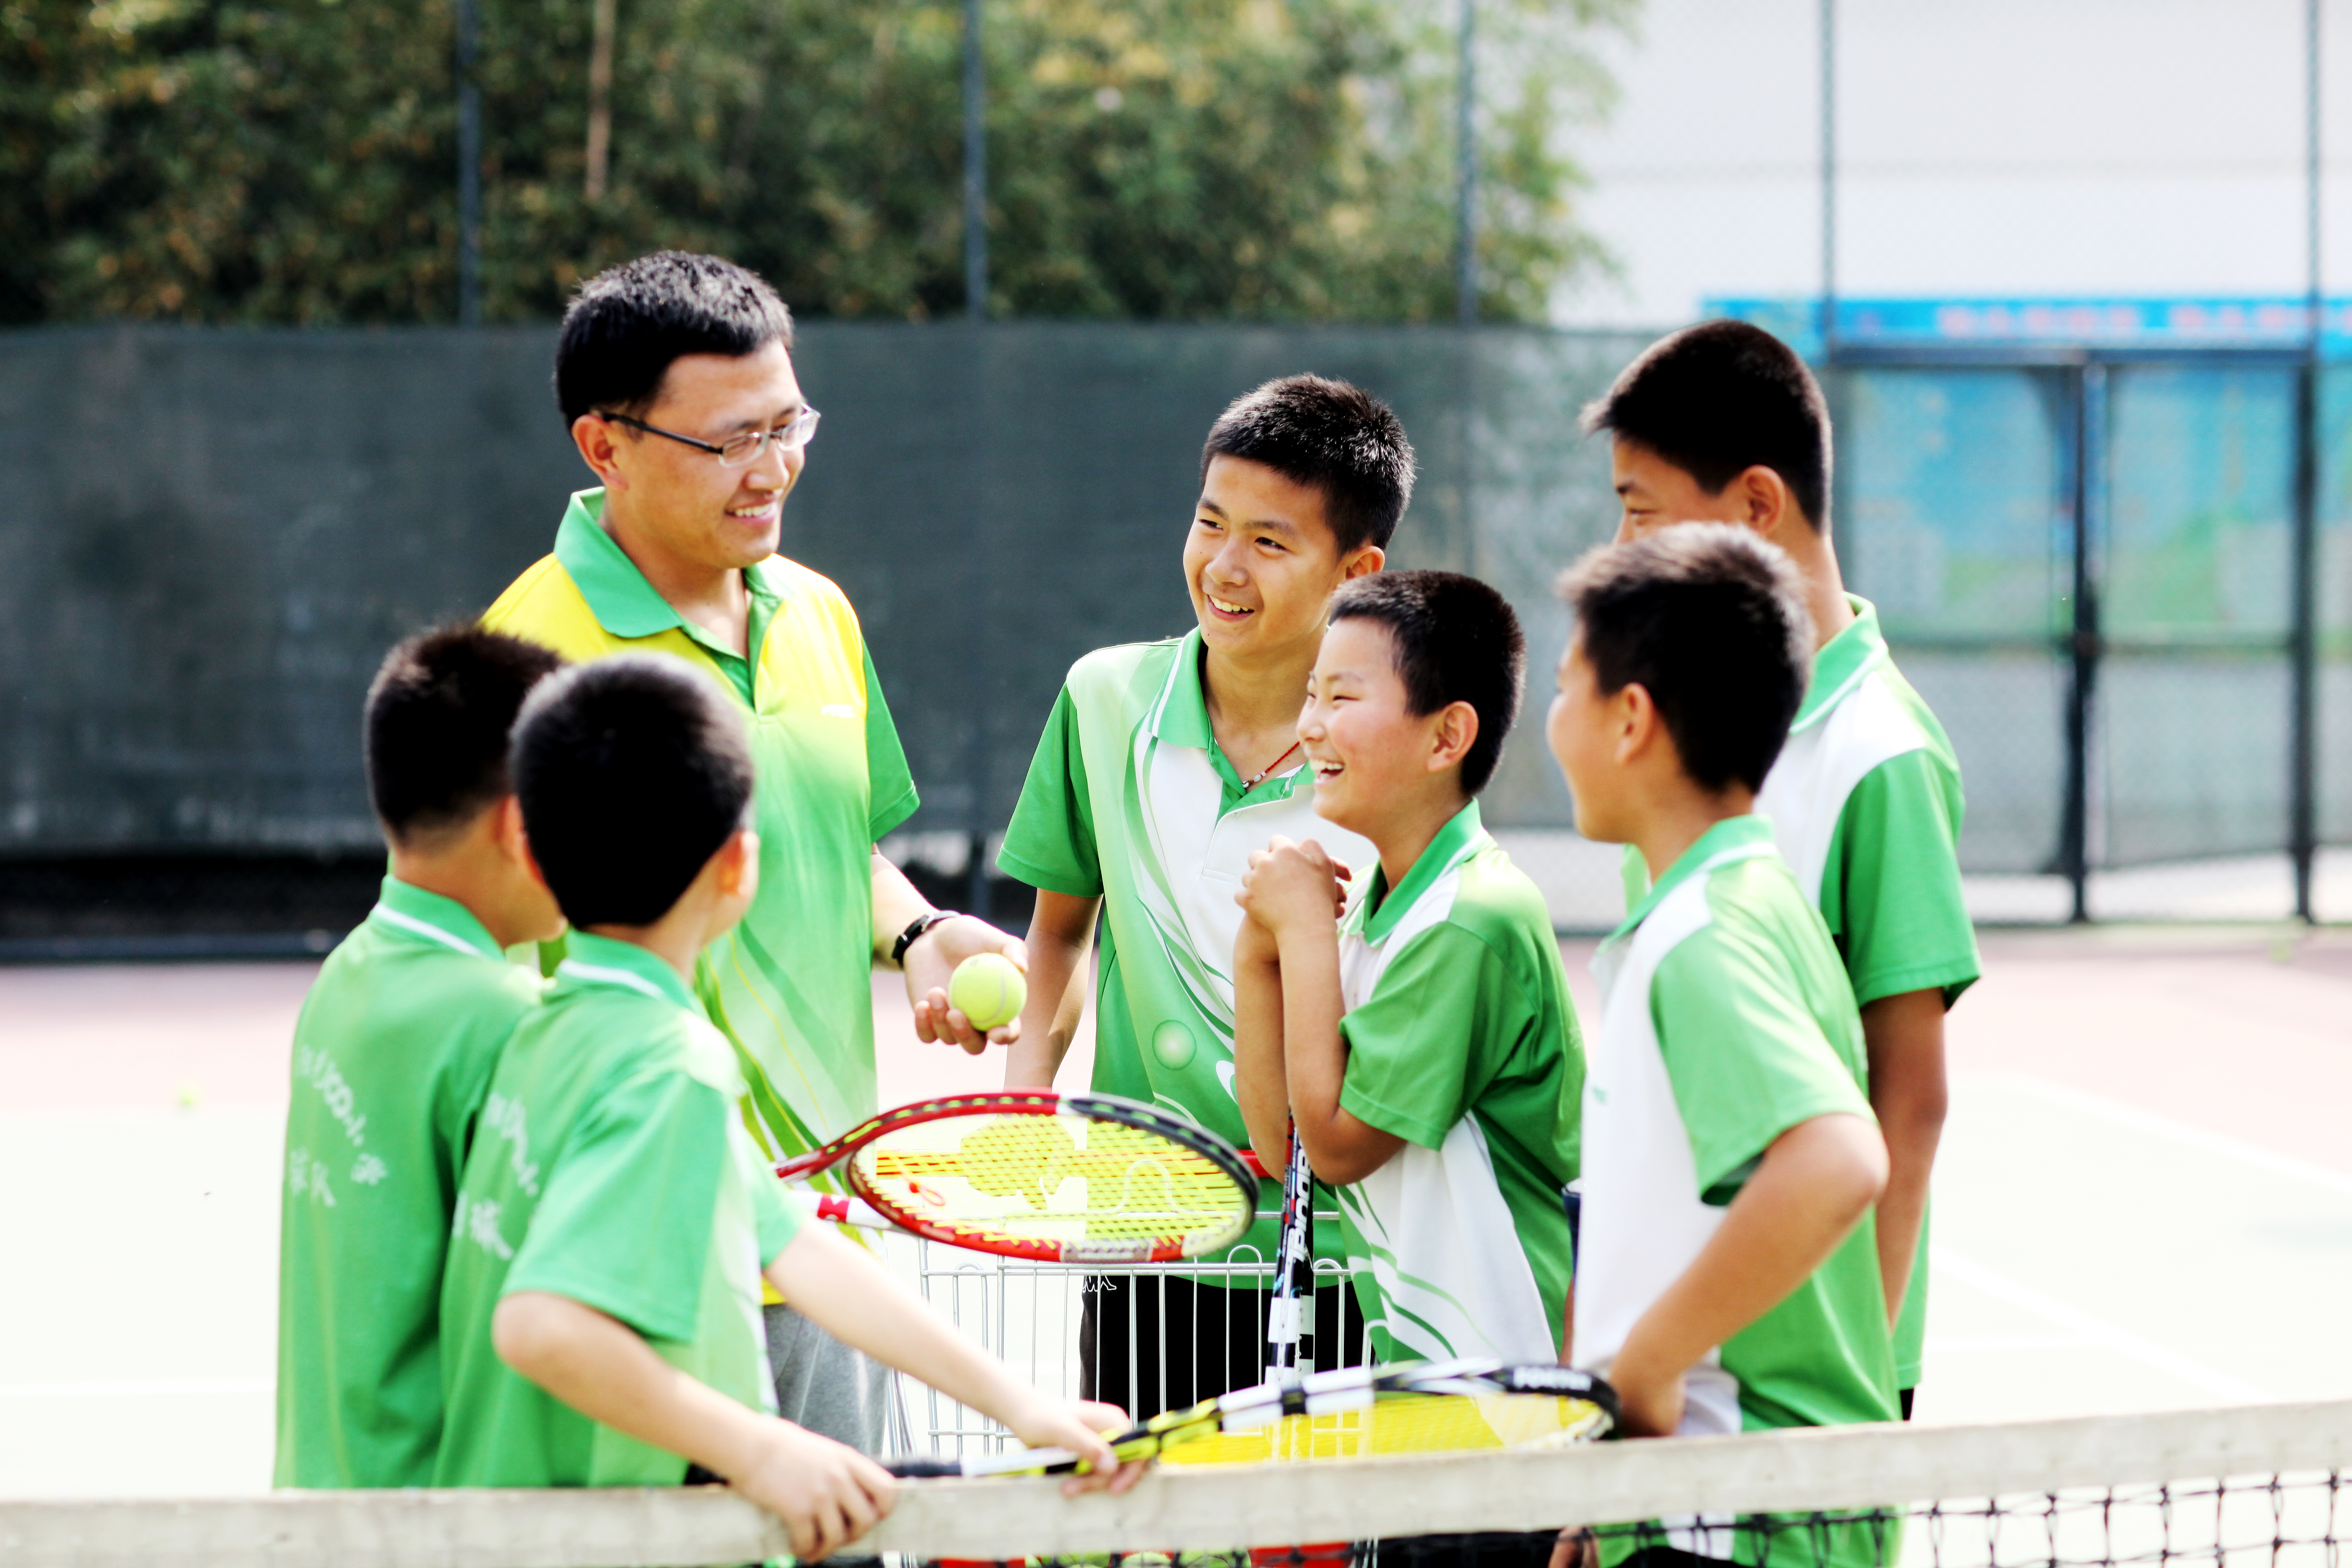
[774,1089,1256,1264]
[886,1359,1619,1477]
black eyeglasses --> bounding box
[599,405,821,466]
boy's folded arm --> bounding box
[491,1290,894,1560]
[1610,1112,1888,1435]
[1230,918,1294,1172]
[763,1224,1138,1491]
[1265,919,1402,1184]
[1004,890,1099,1089]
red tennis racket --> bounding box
[775,1090,1256,1264]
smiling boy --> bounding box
[1233,571,1583,1371]
[998,375,1412,1415]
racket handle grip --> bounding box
[807,1192,890,1230]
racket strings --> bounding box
[854,1111,1252,1242]
[1160,1394,1610,1467]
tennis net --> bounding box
[5,1397,2346,1568]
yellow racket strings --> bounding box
[854,1111,1249,1242]
[1159,1393,1610,1467]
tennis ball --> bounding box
[949,952,1026,1031]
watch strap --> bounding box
[891,910,961,966]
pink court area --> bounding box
[2,926,2345,1176]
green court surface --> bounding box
[2,928,2347,1497]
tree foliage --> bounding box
[2,0,1627,325]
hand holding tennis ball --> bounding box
[948,952,1027,1032]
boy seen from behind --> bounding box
[1587,321,1977,1416]
[998,376,1411,1414]
[1233,571,1583,1370]
[275,627,565,1488]
[435,657,1130,1561]
[1551,526,1893,1567]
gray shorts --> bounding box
[763,1300,893,1455]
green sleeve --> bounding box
[1820,750,1980,1008]
[1338,926,1517,1149]
[995,686,1103,897]
[504,1068,729,1344]
[862,645,920,841]
[1651,923,1875,1197]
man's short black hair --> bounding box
[1202,375,1416,557]
[555,251,796,425]
[511,656,756,927]
[1557,524,1814,794]
[1581,320,1833,529]
[364,627,564,847]
[1328,570,1524,795]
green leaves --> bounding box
[6,0,1625,325]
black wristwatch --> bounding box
[890,910,962,967]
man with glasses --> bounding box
[481,250,1029,1452]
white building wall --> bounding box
[1554,0,2352,327]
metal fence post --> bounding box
[2059,362,2100,923]
[2292,0,2322,924]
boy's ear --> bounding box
[1736,465,1798,539]
[1614,681,1664,767]
[716,827,761,899]
[1340,543,1385,582]
[1427,700,1480,774]
[503,800,557,895]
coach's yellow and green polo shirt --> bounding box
[483,489,919,1169]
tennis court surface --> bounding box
[3,924,2349,1563]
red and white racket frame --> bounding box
[773,1088,1257,1265]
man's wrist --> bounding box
[889,909,962,967]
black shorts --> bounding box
[1077,1272,1366,1419]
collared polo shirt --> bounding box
[274,876,544,1488]
[482,489,919,1163]
[434,931,811,1489]
[1617,596,1979,1389]
[1330,801,1583,1364]
[999,630,1376,1270]
[1580,816,1896,1568]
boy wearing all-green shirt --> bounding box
[1586,320,1978,1413]
[274,627,566,1488]
[998,375,1414,1415]
[435,655,1132,1561]
[1233,572,1583,1373]
[1551,526,1896,1568]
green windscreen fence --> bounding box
[3,322,2349,934]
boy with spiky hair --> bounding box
[1232,570,1583,1372]
[435,656,1131,1560]
[1586,319,1977,1417]
[999,374,1412,1414]
[1550,524,1894,1567]
[275,627,565,1488]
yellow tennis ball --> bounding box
[949,952,1026,1031]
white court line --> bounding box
[1924,1333,2093,1354]
[0,1377,271,1399]
[1931,1246,2268,1402]
[1986,1073,2352,1200]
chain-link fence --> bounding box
[5,319,2352,951]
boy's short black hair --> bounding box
[1328,570,1524,795]
[1581,320,1833,529]
[364,627,564,847]
[556,251,796,425]
[1202,375,1416,557]
[511,656,756,927]
[1557,524,1814,794]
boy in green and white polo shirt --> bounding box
[1588,320,1977,1414]
[274,628,565,1488]
[1552,528,1896,1568]
[1000,375,1416,1416]
[1234,572,1583,1368]
[437,657,1132,1562]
